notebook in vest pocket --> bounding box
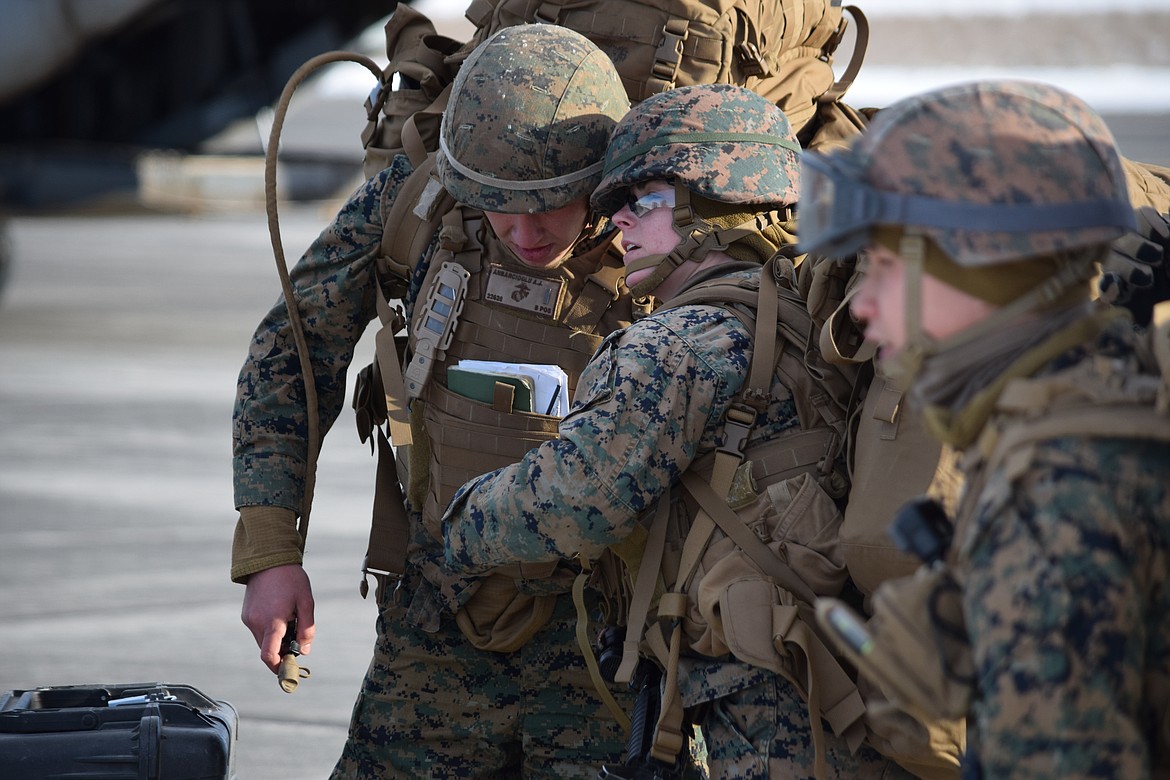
[447,366,534,413]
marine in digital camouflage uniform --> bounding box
[232,25,644,778]
[443,83,916,780]
[800,79,1170,779]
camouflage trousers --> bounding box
[702,674,917,780]
[330,580,634,779]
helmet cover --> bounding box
[798,79,1135,265]
[592,83,801,216]
[437,24,629,214]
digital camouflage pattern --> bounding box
[441,267,914,778]
[332,581,631,779]
[234,154,637,777]
[953,320,1170,779]
[591,83,802,215]
[700,673,917,779]
[834,79,1133,266]
[437,24,629,214]
[443,276,778,569]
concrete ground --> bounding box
[0,206,382,780]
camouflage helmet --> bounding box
[799,79,1136,265]
[592,83,801,216]
[437,24,629,214]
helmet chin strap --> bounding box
[881,230,931,390]
[625,182,787,299]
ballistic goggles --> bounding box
[798,150,1136,261]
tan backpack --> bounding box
[800,250,965,601]
[359,0,862,165]
[463,0,860,105]
[587,257,964,779]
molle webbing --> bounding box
[438,300,607,395]
[412,237,631,547]
[420,381,562,541]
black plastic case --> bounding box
[0,682,237,779]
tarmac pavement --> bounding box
[0,206,382,780]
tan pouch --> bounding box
[455,572,558,653]
[859,674,964,780]
[689,471,847,662]
[818,565,974,722]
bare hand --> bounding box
[241,564,316,673]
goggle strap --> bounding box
[883,192,1135,234]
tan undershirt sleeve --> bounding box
[231,506,304,583]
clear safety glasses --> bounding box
[798,150,1135,260]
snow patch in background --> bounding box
[848,65,1170,113]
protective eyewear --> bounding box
[798,150,1136,259]
[626,189,675,218]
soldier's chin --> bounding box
[512,246,565,269]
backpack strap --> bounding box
[820,5,869,104]
[354,263,415,599]
[356,157,470,599]
[359,424,412,599]
[646,260,814,764]
[640,260,873,770]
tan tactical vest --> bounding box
[353,165,641,651]
[409,213,633,544]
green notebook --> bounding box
[447,367,534,412]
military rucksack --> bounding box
[799,249,965,599]
[463,0,861,104]
[591,254,965,779]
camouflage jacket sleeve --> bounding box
[232,160,414,518]
[957,436,1170,779]
[441,304,754,574]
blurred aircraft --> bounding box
[0,0,399,211]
